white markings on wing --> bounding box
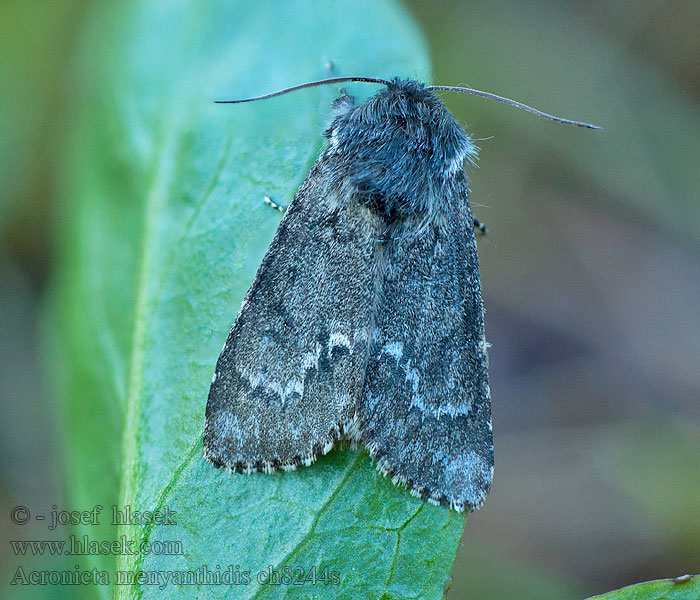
[444,451,492,507]
[379,339,474,419]
[235,330,366,404]
[328,331,352,359]
[381,341,404,363]
[301,342,322,371]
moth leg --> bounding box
[473,217,487,236]
[264,195,287,213]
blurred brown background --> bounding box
[1,0,698,599]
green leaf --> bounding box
[50,1,468,598]
[585,575,700,600]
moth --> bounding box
[204,76,597,511]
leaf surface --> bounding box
[586,576,700,600]
[51,1,468,598]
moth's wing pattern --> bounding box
[359,175,493,511]
[204,158,380,472]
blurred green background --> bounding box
[1,1,698,599]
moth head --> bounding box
[324,78,476,219]
[216,77,599,221]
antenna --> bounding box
[215,77,600,129]
[427,85,600,129]
[214,77,390,104]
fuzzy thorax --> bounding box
[325,78,476,222]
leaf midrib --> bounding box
[115,113,181,600]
